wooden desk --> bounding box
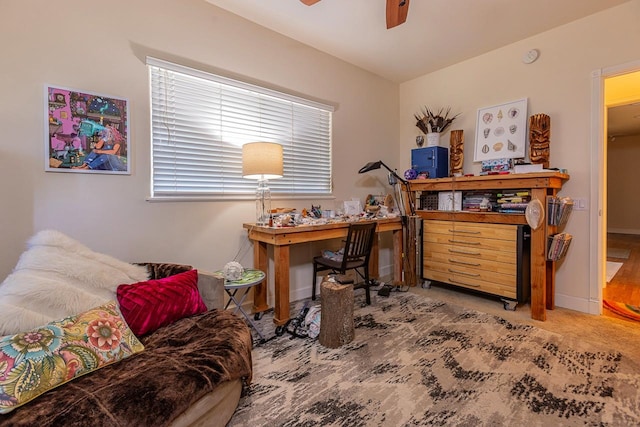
[244,218,404,325]
[406,172,570,321]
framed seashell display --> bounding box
[474,98,527,162]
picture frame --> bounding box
[474,98,527,162]
[45,85,130,174]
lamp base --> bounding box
[256,179,271,226]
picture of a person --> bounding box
[73,125,126,171]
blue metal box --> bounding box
[411,146,449,178]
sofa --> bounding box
[0,231,253,426]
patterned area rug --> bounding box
[604,299,640,322]
[229,292,640,426]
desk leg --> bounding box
[370,234,380,279]
[252,241,269,314]
[393,228,403,285]
[273,245,290,326]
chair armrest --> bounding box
[197,269,225,310]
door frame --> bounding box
[590,60,640,314]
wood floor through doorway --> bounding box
[605,233,640,322]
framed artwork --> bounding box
[45,85,130,174]
[474,98,527,162]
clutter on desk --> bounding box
[267,195,400,228]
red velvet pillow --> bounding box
[116,269,207,336]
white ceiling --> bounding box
[205,0,639,137]
[205,0,629,83]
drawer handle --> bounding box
[448,229,481,234]
[448,248,481,256]
[448,239,481,245]
[449,278,481,287]
[449,259,481,267]
[448,268,480,277]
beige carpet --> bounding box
[230,284,640,426]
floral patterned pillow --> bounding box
[0,301,144,414]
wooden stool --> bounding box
[319,278,355,348]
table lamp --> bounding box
[243,142,283,226]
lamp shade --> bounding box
[242,142,283,180]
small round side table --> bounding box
[217,269,266,341]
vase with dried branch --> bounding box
[414,107,460,147]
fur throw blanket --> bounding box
[0,230,149,335]
[0,309,253,427]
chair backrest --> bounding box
[340,222,377,269]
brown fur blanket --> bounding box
[1,309,253,426]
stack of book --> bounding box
[462,191,497,212]
[547,233,573,261]
[495,190,531,214]
[547,196,573,227]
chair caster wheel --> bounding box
[254,312,264,321]
[275,325,286,336]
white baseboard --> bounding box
[554,292,601,315]
[607,228,640,235]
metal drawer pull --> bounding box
[449,259,481,267]
[448,248,481,256]
[448,239,481,245]
[448,268,480,277]
[449,278,480,287]
[448,229,481,234]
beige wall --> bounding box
[0,0,399,304]
[608,134,640,233]
[3,0,640,314]
[400,0,640,312]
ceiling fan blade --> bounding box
[386,0,410,29]
[300,0,321,5]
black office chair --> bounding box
[311,222,377,305]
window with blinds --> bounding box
[147,57,333,199]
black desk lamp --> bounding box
[358,161,415,216]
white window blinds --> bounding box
[148,57,333,199]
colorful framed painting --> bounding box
[45,85,130,174]
[474,98,527,162]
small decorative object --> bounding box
[223,261,244,281]
[414,107,460,147]
[474,98,527,161]
[525,199,545,230]
[449,130,464,177]
[415,135,424,147]
[404,168,418,180]
[529,113,550,168]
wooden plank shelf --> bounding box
[405,172,570,321]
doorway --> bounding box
[599,69,640,321]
